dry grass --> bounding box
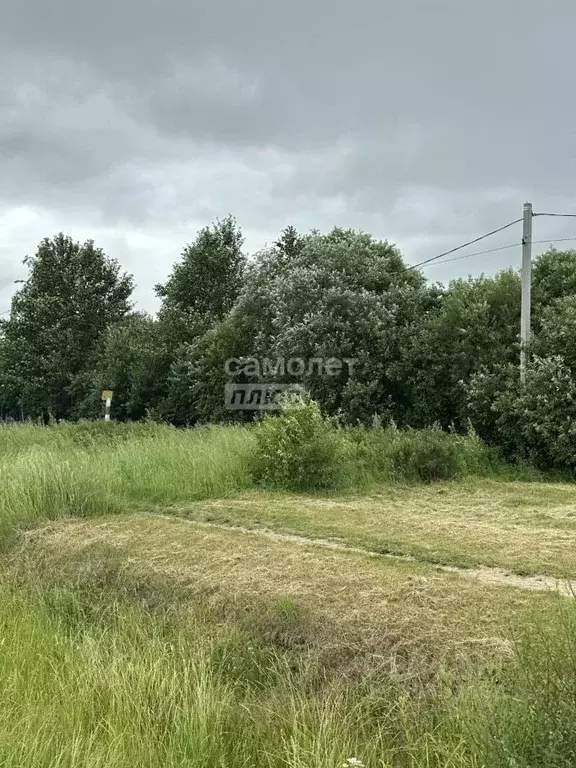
[167,479,576,577]
[18,514,562,680]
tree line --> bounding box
[1,218,575,468]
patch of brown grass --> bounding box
[16,514,561,682]
[170,479,576,577]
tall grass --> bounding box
[0,420,163,457]
[0,424,255,545]
[460,598,576,767]
[0,570,575,767]
[106,425,255,503]
[0,575,477,768]
[0,419,539,539]
[1,421,575,766]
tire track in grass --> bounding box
[155,514,576,597]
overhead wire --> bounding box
[423,242,519,267]
[409,209,576,271]
[534,212,576,219]
[408,217,523,270]
[422,236,576,269]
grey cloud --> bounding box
[1,0,576,313]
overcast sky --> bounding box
[2,0,576,314]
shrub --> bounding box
[251,397,346,492]
[469,357,576,470]
[341,425,496,486]
[386,427,467,483]
[342,427,395,486]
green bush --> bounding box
[469,357,576,470]
[385,427,467,483]
[346,425,496,485]
[252,402,493,491]
[342,427,395,485]
[252,397,347,492]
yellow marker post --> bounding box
[101,391,113,421]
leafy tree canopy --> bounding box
[1,233,133,420]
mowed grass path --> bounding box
[8,511,575,768]
[21,514,561,673]
[167,480,576,578]
[4,423,576,578]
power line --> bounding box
[422,236,576,269]
[408,217,523,270]
[534,212,576,219]
[423,242,519,268]
[533,236,576,244]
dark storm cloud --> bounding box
[1,0,576,311]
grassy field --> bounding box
[1,422,576,766]
[174,481,576,578]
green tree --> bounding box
[469,357,576,469]
[156,215,245,331]
[403,270,521,429]
[1,234,133,420]
[532,248,576,314]
[171,227,429,424]
[165,308,261,425]
[273,225,305,263]
[532,294,576,369]
[265,229,429,423]
[79,313,170,421]
[0,333,20,419]
[155,217,246,422]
